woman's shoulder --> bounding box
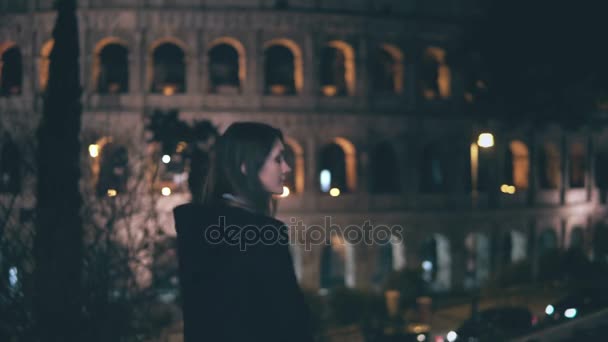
[173,202,285,227]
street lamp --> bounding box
[471,132,494,200]
[469,132,495,322]
[477,133,495,148]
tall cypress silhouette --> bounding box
[33,0,84,341]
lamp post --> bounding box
[470,132,495,203]
[469,132,494,321]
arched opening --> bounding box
[569,142,586,188]
[39,39,54,91]
[464,232,491,289]
[96,143,129,197]
[263,40,302,95]
[372,44,404,94]
[420,234,451,291]
[95,42,129,94]
[538,229,558,256]
[319,45,345,96]
[539,142,561,189]
[320,235,347,290]
[369,142,400,194]
[538,228,559,278]
[501,230,527,265]
[569,227,584,250]
[0,133,21,194]
[150,41,186,95]
[420,142,445,193]
[504,140,530,190]
[318,137,357,193]
[319,41,355,97]
[289,244,303,282]
[595,148,608,190]
[593,223,608,264]
[420,46,451,100]
[0,44,22,96]
[319,143,346,193]
[208,39,244,94]
[283,138,304,194]
[372,238,394,289]
[596,148,608,203]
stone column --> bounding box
[404,42,419,110]
[356,34,370,109]
[527,128,538,205]
[253,29,264,95]
[130,31,142,93]
[186,33,199,93]
[241,30,257,96]
[305,136,318,196]
[303,31,317,98]
[449,230,466,291]
[529,220,539,281]
[560,132,570,204]
[587,131,595,202]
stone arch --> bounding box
[420,46,451,100]
[538,228,558,255]
[505,140,530,190]
[283,137,304,194]
[420,233,451,291]
[569,226,584,250]
[501,230,527,265]
[372,234,406,289]
[263,38,303,95]
[318,137,357,193]
[593,223,608,263]
[369,141,401,193]
[0,41,22,96]
[148,38,189,94]
[93,37,129,94]
[207,37,246,93]
[569,141,586,188]
[420,142,445,192]
[319,40,356,96]
[319,234,355,290]
[539,142,561,189]
[464,232,491,289]
[373,43,404,94]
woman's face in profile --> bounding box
[258,139,291,194]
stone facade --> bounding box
[1,0,608,296]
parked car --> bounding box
[543,287,608,324]
[451,306,536,342]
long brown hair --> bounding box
[202,122,284,216]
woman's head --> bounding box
[203,122,291,214]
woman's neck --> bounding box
[221,193,256,213]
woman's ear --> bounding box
[240,163,246,175]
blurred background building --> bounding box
[1,0,608,330]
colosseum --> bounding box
[1,0,608,317]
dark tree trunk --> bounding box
[33,1,84,341]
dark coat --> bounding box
[173,203,314,342]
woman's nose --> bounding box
[283,161,292,173]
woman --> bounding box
[173,122,313,342]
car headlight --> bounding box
[564,308,577,319]
[545,304,555,315]
[447,331,458,342]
